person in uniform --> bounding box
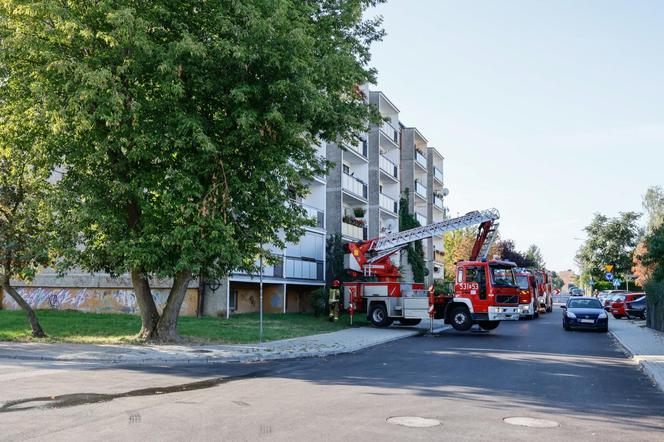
[328,280,341,322]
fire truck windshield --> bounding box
[490,266,517,287]
[515,275,529,290]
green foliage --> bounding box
[496,240,537,268]
[576,212,642,281]
[550,271,564,290]
[326,233,348,285]
[399,189,425,282]
[525,245,545,269]
[308,287,328,317]
[643,186,664,234]
[644,280,664,332]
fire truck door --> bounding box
[459,266,489,314]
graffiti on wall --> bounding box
[1,287,198,316]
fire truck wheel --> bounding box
[396,318,422,326]
[369,303,393,328]
[478,321,500,331]
[450,306,473,331]
[546,303,553,313]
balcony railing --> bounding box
[342,222,366,240]
[415,151,427,169]
[380,122,400,145]
[342,173,367,199]
[434,167,443,183]
[416,212,427,226]
[345,139,368,158]
[379,193,397,214]
[296,201,325,229]
[415,181,427,199]
[434,196,444,210]
[379,154,398,179]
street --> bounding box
[1,309,663,441]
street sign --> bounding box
[605,264,615,273]
[605,272,614,281]
[613,279,621,288]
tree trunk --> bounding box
[155,269,193,342]
[2,282,46,338]
[130,269,160,340]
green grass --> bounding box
[0,309,369,345]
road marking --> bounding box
[387,416,441,428]
[504,417,559,428]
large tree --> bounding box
[1,0,384,341]
[525,244,545,269]
[576,212,642,282]
[0,104,53,337]
[495,240,536,268]
[633,186,664,286]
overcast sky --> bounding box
[367,0,664,271]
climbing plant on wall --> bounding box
[399,189,426,283]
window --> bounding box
[457,268,463,283]
[343,164,350,174]
[229,290,238,311]
[490,266,517,287]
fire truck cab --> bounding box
[515,269,539,319]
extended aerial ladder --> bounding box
[344,208,501,280]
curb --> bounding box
[609,329,664,394]
[0,325,451,367]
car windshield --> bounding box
[614,295,625,302]
[516,275,529,290]
[568,299,603,309]
[490,266,517,287]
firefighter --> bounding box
[328,280,341,322]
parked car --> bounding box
[624,295,647,320]
[561,297,608,332]
[570,288,584,297]
[610,293,645,319]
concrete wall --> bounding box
[1,286,199,316]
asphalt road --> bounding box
[1,308,664,441]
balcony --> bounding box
[344,139,368,160]
[434,196,444,210]
[379,155,399,180]
[342,173,367,199]
[297,201,325,229]
[342,221,366,240]
[416,212,427,226]
[415,181,427,199]
[380,122,400,146]
[379,193,398,214]
[415,151,427,170]
[434,167,443,183]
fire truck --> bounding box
[342,209,521,332]
[515,269,539,319]
[534,270,554,313]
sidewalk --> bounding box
[0,321,449,366]
[609,317,664,393]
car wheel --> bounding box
[369,303,393,328]
[450,306,473,331]
[600,327,608,333]
[563,320,571,331]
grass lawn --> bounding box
[0,309,369,345]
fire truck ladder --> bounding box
[369,208,500,254]
[476,222,500,260]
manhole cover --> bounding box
[503,417,559,428]
[386,416,441,428]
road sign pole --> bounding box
[259,250,264,344]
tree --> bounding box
[643,186,664,234]
[495,240,536,268]
[640,224,664,331]
[1,1,384,341]
[576,212,642,282]
[550,271,564,290]
[443,227,476,281]
[0,107,53,337]
[525,244,545,269]
[399,189,426,283]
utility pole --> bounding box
[259,248,264,343]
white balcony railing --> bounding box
[416,212,427,226]
[345,139,368,158]
[379,193,397,214]
[434,167,443,182]
[297,201,325,229]
[380,122,400,145]
[342,222,364,240]
[415,181,427,199]
[379,154,398,179]
[434,196,444,210]
[342,173,367,199]
[415,151,427,169]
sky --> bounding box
[366,0,664,272]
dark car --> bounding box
[625,296,647,320]
[610,293,645,319]
[561,297,608,332]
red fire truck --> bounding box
[534,270,554,313]
[515,270,539,319]
[342,209,521,332]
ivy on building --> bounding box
[399,189,426,283]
